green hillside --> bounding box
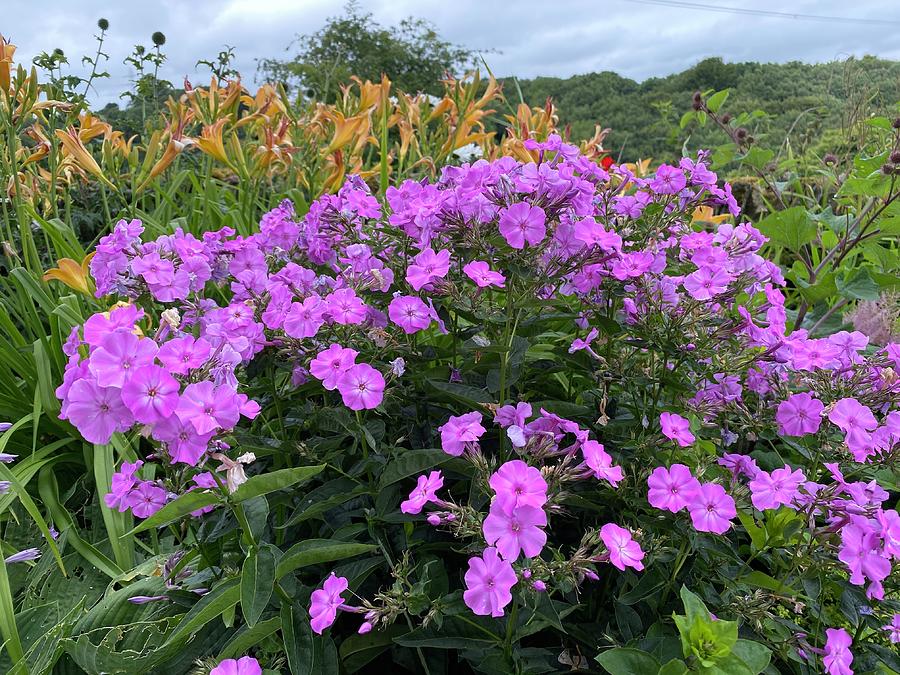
[507,56,900,162]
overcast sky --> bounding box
[3,0,899,105]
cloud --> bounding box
[3,0,898,105]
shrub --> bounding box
[1,137,896,673]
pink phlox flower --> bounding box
[569,328,599,354]
[388,295,433,334]
[837,517,891,600]
[406,247,450,291]
[463,547,517,617]
[175,381,241,435]
[823,628,854,675]
[89,331,158,388]
[401,471,444,514]
[309,573,349,634]
[65,379,134,444]
[105,460,144,511]
[749,465,806,511]
[489,460,548,510]
[124,481,168,518]
[660,412,695,447]
[650,164,687,194]
[776,393,824,437]
[336,363,385,410]
[210,656,262,675]
[463,260,506,288]
[687,483,736,535]
[325,288,367,325]
[157,335,212,375]
[717,453,759,479]
[283,295,325,338]
[121,365,180,424]
[439,411,485,456]
[683,266,732,300]
[482,501,547,560]
[599,523,645,571]
[647,464,700,513]
[581,440,623,486]
[498,202,547,249]
[494,402,532,428]
[310,344,359,390]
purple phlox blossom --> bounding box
[688,483,736,535]
[837,516,891,601]
[401,471,444,514]
[494,402,532,428]
[569,328,599,355]
[120,365,180,424]
[89,331,158,388]
[176,381,240,435]
[65,379,134,444]
[489,460,548,510]
[647,464,700,513]
[823,628,854,675]
[310,344,359,390]
[718,453,759,480]
[388,295,433,334]
[498,202,547,249]
[283,295,326,338]
[749,465,806,511]
[883,614,900,644]
[439,412,485,456]
[599,523,645,571]
[309,573,350,634]
[325,288,367,325]
[482,501,547,560]
[463,260,506,288]
[683,266,732,300]
[124,481,168,518]
[406,247,450,290]
[660,412,695,447]
[650,164,687,194]
[581,440,623,486]
[156,335,211,375]
[209,656,263,675]
[776,393,824,437]
[336,363,385,410]
[463,546,517,617]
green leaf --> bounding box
[705,89,730,113]
[596,647,661,675]
[679,586,711,625]
[742,146,774,171]
[730,639,771,674]
[241,545,277,628]
[340,625,409,673]
[163,578,241,648]
[836,267,881,301]
[658,659,689,675]
[755,206,817,252]
[281,602,315,675]
[378,448,453,488]
[218,617,281,659]
[276,540,377,579]
[127,489,220,535]
[231,465,325,503]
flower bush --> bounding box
[43,135,900,673]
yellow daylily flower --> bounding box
[43,253,95,295]
[54,127,115,188]
[691,205,731,225]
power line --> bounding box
[621,0,900,26]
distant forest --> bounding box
[504,56,900,162]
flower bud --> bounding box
[97,18,110,30]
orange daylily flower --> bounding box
[43,253,95,295]
[54,127,115,188]
[196,119,232,166]
[691,205,731,225]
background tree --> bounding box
[256,1,476,102]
